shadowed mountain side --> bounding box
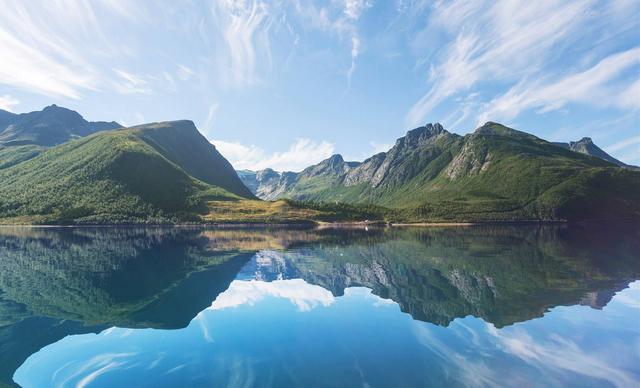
[126,121,254,198]
[0,121,255,224]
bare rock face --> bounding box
[298,154,358,179]
[239,122,460,198]
[343,152,386,186]
[553,137,630,167]
[445,138,491,180]
[370,123,450,187]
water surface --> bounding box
[0,225,638,387]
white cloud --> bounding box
[490,328,637,387]
[478,48,640,124]
[0,94,19,112]
[112,69,153,95]
[617,78,640,110]
[0,1,154,99]
[176,64,194,81]
[347,35,361,87]
[210,0,273,88]
[211,278,335,312]
[344,0,372,20]
[203,101,220,135]
[213,137,335,171]
[605,136,640,154]
[405,1,639,127]
[0,20,98,99]
[292,0,371,87]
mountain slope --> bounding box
[125,121,254,198]
[0,105,122,147]
[0,121,253,224]
[552,137,629,167]
[241,122,640,222]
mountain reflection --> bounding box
[0,224,638,386]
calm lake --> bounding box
[0,225,638,387]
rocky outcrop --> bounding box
[553,137,630,167]
[445,138,491,180]
[237,168,301,200]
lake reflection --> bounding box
[0,225,638,387]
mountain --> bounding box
[244,225,639,327]
[240,122,640,222]
[237,168,299,200]
[0,120,255,224]
[552,137,630,167]
[0,104,122,147]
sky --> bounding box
[0,0,638,171]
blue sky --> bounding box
[0,0,638,171]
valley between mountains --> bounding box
[0,105,638,225]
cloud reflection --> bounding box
[211,279,335,312]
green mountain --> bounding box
[245,225,639,327]
[0,120,255,224]
[239,122,640,222]
[0,105,121,147]
[552,137,631,167]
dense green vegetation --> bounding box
[0,106,638,224]
[254,224,640,327]
[0,122,248,224]
[0,144,44,170]
[254,122,640,222]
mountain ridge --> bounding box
[0,105,637,223]
[552,137,629,167]
[0,120,254,223]
[238,122,640,222]
[0,104,122,147]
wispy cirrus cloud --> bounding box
[405,0,640,128]
[606,135,640,154]
[212,137,335,171]
[478,47,640,123]
[112,69,153,95]
[209,0,275,88]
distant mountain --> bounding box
[240,122,640,222]
[237,168,299,200]
[552,137,629,167]
[0,120,255,224]
[0,104,122,147]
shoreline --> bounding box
[0,217,636,229]
[0,219,577,228]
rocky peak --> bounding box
[39,104,84,124]
[553,137,628,167]
[397,123,447,149]
[569,137,593,148]
[257,168,280,181]
[301,154,355,178]
[474,122,539,141]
